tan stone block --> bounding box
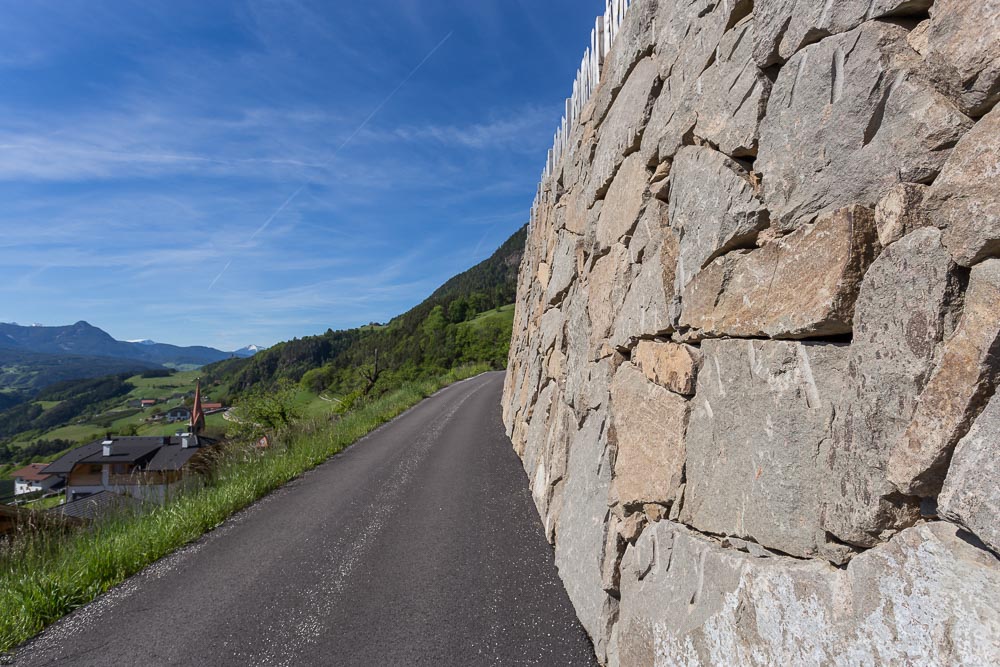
[679,205,880,339]
[875,183,931,247]
[609,364,688,509]
[632,340,700,396]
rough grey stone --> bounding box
[608,200,677,349]
[590,57,661,200]
[554,413,615,656]
[640,0,750,163]
[596,153,649,252]
[588,243,633,350]
[908,0,1000,117]
[669,146,768,291]
[544,232,581,306]
[681,339,850,560]
[532,396,574,536]
[939,392,1000,555]
[690,17,772,157]
[758,22,973,232]
[591,0,659,127]
[537,307,564,359]
[823,228,960,547]
[753,0,933,67]
[522,382,556,484]
[889,259,1000,496]
[616,521,1000,666]
[924,106,1000,267]
[508,3,1000,663]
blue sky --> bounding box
[0,0,603,350]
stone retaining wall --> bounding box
[503,0,1000,663]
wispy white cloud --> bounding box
[365,105,552,152]
[0,0,563,347]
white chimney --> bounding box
[102,440,114,457]
[181,433,193,449]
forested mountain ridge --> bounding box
[0,321,246,369]
[0,348,162,393]
[212,225,527,396]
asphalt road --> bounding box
[13,372,597,666]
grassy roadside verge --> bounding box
[0,364,492,654]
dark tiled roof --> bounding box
[76,440,163,466]
[44,436,218,475]
[54,491,144,520]
[42,440,106,475]
[146,444,200,472]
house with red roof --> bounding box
[12,463,62,496]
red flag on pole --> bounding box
[191,379,206,434]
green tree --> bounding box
[226,380,301,445]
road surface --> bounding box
[13,372,596,666]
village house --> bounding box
[42,433,216,503]
[42,380,214,504]
[140,399,157,409]
[11,463,62,496]
[165,406,191,423]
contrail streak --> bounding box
[209,30,455,290]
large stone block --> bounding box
[544,231,581,307]
[588,243,633,350]
[614,521,1000,666]
[939,392,1000,555]
[554,413,616,657]
[591,0,659,127]
[753,0,933,67]
[924,106,1000,267]
[522,382,556,482]
[823,228,960,547]
[889,259,1000,496]
[590,57,661,201]
[678,205,879,340]
[640,0,750,163]
[758,22,973,232]
[908,0,1000,117]
[609,364,688,510]
[690,17,772,157]
[531,397,575,541]
[669,146,768,291]
[681,339,849,560]
[596,153,649,252]
[632,340,700,396]
[608,201,679,350]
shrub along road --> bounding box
[12,372,596,666]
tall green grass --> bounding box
[0,365,491,653]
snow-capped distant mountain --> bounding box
[0,321,233,367]
[127,339,158,346]
[233,345,265,358]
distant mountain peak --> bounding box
[0,322,236,371]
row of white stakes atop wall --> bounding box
[530,0,633,228]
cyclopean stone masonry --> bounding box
[503,0,1000,664]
